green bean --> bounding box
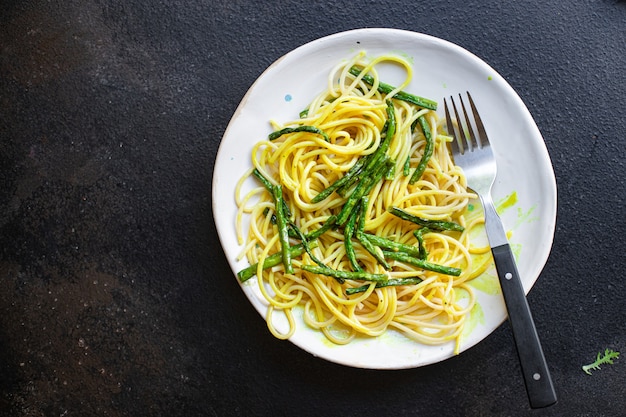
[348,66,438,110]
[302,265,388,282]
[237,243,317,282]
[382,250,462,276]
[388,206,464,232]
[346,278,423,295]
[272,186,293,274]
[268,125,329,141]
[409,115,434,184]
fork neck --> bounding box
[479,193,509,248]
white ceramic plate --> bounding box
[212,28,556,369]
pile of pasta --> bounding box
[235,52,488,353]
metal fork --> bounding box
[444,93,557,409]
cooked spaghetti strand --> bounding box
[235,53,485,352]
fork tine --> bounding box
[467,92,489,147]
[449,95,469,154]
[459,93,480,150]
[443,98,461,155]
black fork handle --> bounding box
[492,244,557,409]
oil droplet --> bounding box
[470,272,501,295]
[461,301,486,339]
[284,94,292,102]
[496,191,518,214]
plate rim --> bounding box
[212,28,557,369]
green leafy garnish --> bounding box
[582,348,620,375]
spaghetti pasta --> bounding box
[235,52,484,353]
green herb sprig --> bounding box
[582,348,620,375]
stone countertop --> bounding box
[1,1,625,415]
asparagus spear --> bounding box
[311,157,368,204]
[302,264,388,282]
[409,115,434,184]
[268,125,329,141]
[403,154,411,176]
[348,66,438,110]
[343,203,362,272]
[346,278,423,295]
[253,169,292,219]
[355,197,391,270]
[305,215,337,240]
[388,206,464,232]
[413,227,431,260]
[359,233,421,258]
[337,102,394,196]
[272,186,293,274]
[237,243,315,282]
[336,157,393,225]
[237,215,334,282]
[382,250,461,276]
[286,218,327,268]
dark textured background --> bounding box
[1,0,625,416]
